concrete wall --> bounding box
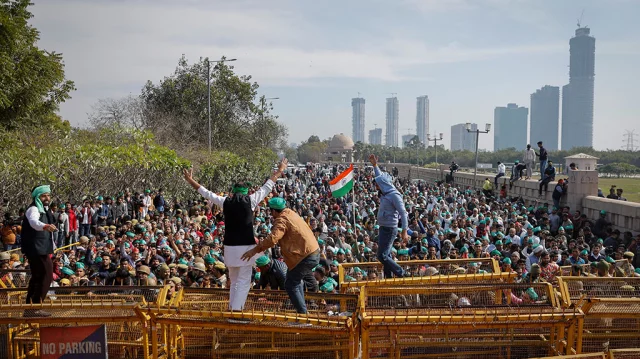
[583,196,640,233]
[373,162,638,234]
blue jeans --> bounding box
[285,251,319,314]
[540,160,548,179]
[376,226,405,278]
[80,224,91,237]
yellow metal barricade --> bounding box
[145,288,359,359]
[340,271,515,293]
[338,258,500,290]
[557,277,640,354]
[0,286,166,359]
[530,348,640,359]
[359,282,582,359]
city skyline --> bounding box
[562,27,596,150]
[530,85,560,151]
[416,95,429,146]
[385,97,399,147]
[451,123,477,151]
[494,103,529,150]
[31,1,640,151]
[351,97,366,143]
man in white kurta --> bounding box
[183,159,287,311]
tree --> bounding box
[307,135,321,143]
[599,163,639,178]
[139,56,286,154]
[0,0,76,129]
[88,95,146,130]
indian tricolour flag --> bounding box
[329,164,354,198]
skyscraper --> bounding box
[385,97,399,147]
[369,128,382,145]
[561,26,596,150]
[351,98,366,143]
[494,103,528,150]
[530,86,560,150]
[416,96,429,145]
[450,123,477,151]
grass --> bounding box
[597,177,640,203]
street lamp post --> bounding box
[427,133,444,164]
[260,96,280,121]
[465,123,492,190]
[206,57,237,153]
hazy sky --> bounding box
[31,0,640,150]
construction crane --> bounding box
[577,9,585,28]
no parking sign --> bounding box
[40,324,108,359]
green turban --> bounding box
[204,255,215,264]
[397,249,409,256]
[502,257,512,265]
[61,267,74,276]
[525,287,539,301]
[320,282,335,292]
[31,185,51,214]
[268,197,287,210]
[255,255,270,267]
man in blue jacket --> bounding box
[369,154,409,278]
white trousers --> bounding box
[228,265,254,311]
[224,244,262,311]
[525,161,534,178]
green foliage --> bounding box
[0,0,75,129]
[297,141,327,163]
[353,143,640,168]
[0,125,279,213]
[599,162,639,178]
[139,56,286,154]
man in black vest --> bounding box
[183,158,287,311]
[21,185,57,314]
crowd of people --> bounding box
[1,153,639,315]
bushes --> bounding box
[0,126,277,213]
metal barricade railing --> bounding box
[609,348,640,358]
[359,282,582,359]
[338,258,500,288]
[0,270,31,289]
[0,286,168,359]
[530,349,640,359]
[557,277,640,354]
[340,271,515,294]
[145,288,359,359]
[560,260,626,277]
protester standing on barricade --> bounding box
[241,197,320,316]
[369,154,410,278]
[183,158,288,313]
[21,185,57,315]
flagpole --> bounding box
[352,164,357,233]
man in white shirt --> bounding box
[183,158,288,313]
[495,162,506,187]
[142,190,152,218]
[523,144,536,179]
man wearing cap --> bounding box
[620,252,637,277]
[255,255,287,290]
[183,158,288,312]
[21,185,58,311]
[368,154,410,279]
[241,197,320,314]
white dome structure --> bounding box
[324,133,354,163]
[328,134,355,151]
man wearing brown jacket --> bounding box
[242,197,320,314]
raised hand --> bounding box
[368,154,378,166]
